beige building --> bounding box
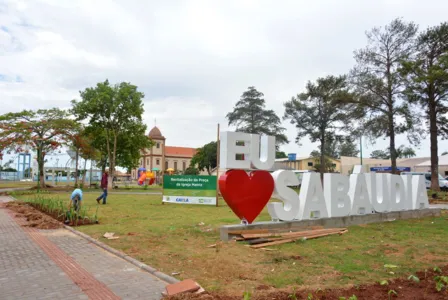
[131,126,196,179]
[340,156,434,175]
[276,156,342,173]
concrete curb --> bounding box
[63,225,180,284]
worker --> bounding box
[65,188,83,224]
[96,171,108,204]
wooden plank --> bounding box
[250,230,347,249]
[228,229,270,235]
[241,228,346,239]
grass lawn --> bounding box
[14,192,448,295]
[0,181,35,189]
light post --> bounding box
[360,135,363,165]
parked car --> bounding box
[401,172,448,191]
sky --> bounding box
[1,0,448,169]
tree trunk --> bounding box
[38,151,45,188]
[388,112,397,174]
[74,149,79,187]
[429,97,440,191]
[81,158,87,187]
[320,135,325,182]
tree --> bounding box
[309,150,336,173]
[284,75,355,179]
[350,18,420,174]
[338,138,360,157]
[442,151,448,156]
[184,167,199,175]
[400,22,448,190]
[0,108,77,188]
[226,86,288,147]
[276,151,288,159]
[370,149,390,159]
[400,146,416,158]
[72,80,152,188]
[190,141,217,175]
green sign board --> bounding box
[162,175,217,205]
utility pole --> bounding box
[360,135,363,165]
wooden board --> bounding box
[241,228,346,239]
[250,230,348,249]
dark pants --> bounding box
[97,188,108,204]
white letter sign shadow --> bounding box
[412,175,429,209]
[268,170,300,221]
[348,174,373,215]
[324,174,351,218]
[389,175,406,211]
[368,174,390,213]
[400,174,414,210]
[298,173,329,220]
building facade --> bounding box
[276,156,342,173]
[131,126,196,179]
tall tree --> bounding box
[72,80,152,188]
[350,18,420,174]
[338,138,360,158]
[226,86,288,147]
[400,146,416,158]
[0,108,77,188]
[400,22,448,190]
[284,75,355,179]
[190,141,217,175]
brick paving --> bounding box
[0,196,167,299]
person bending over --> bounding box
[65,188,83,224]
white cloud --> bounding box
[1,0,448,169]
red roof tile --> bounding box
[165,146,196,158]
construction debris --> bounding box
[164,279,204,296]
[229,227,348,248]
[103,232,119,240]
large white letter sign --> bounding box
[324,174,351,218]
[220,131,252,169]
[368,174,390,213]
[389,175,406,211]
[412,175,429,209]
[250,134,275,170]
[348,174,373,215]
[268,170,300,221]
[401,174,414,210]
[298,173,329,220]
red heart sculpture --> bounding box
[219,170,274,224]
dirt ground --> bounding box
[165,265,448,299]
[5,201,63,229]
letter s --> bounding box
[267,170,300,221]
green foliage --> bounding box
[408,274,420,283]
[0,108,78,188]
[350,18,421,173]
[190,141,217,175]
[276,151,288,159]
[71,80,152,182]
[227,86,288,147]
[400,22,448,190]
[284,75,355,176]
[388,290,397,299]
[434,276,448,292]
[434,266,442,273]
[243,291,251,300]
[370,145,416,159]
[379,280,389,286]
[23,194,99,225]
[184,166,200,175]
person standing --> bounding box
[96,171,108,204]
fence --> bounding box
[0,172,20,181]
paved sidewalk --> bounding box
[0,196,167,299]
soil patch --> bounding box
[164,265,448,300]
[6,201,63,229]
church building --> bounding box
[130,126,196,179]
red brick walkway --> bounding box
[9,210,121,300]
